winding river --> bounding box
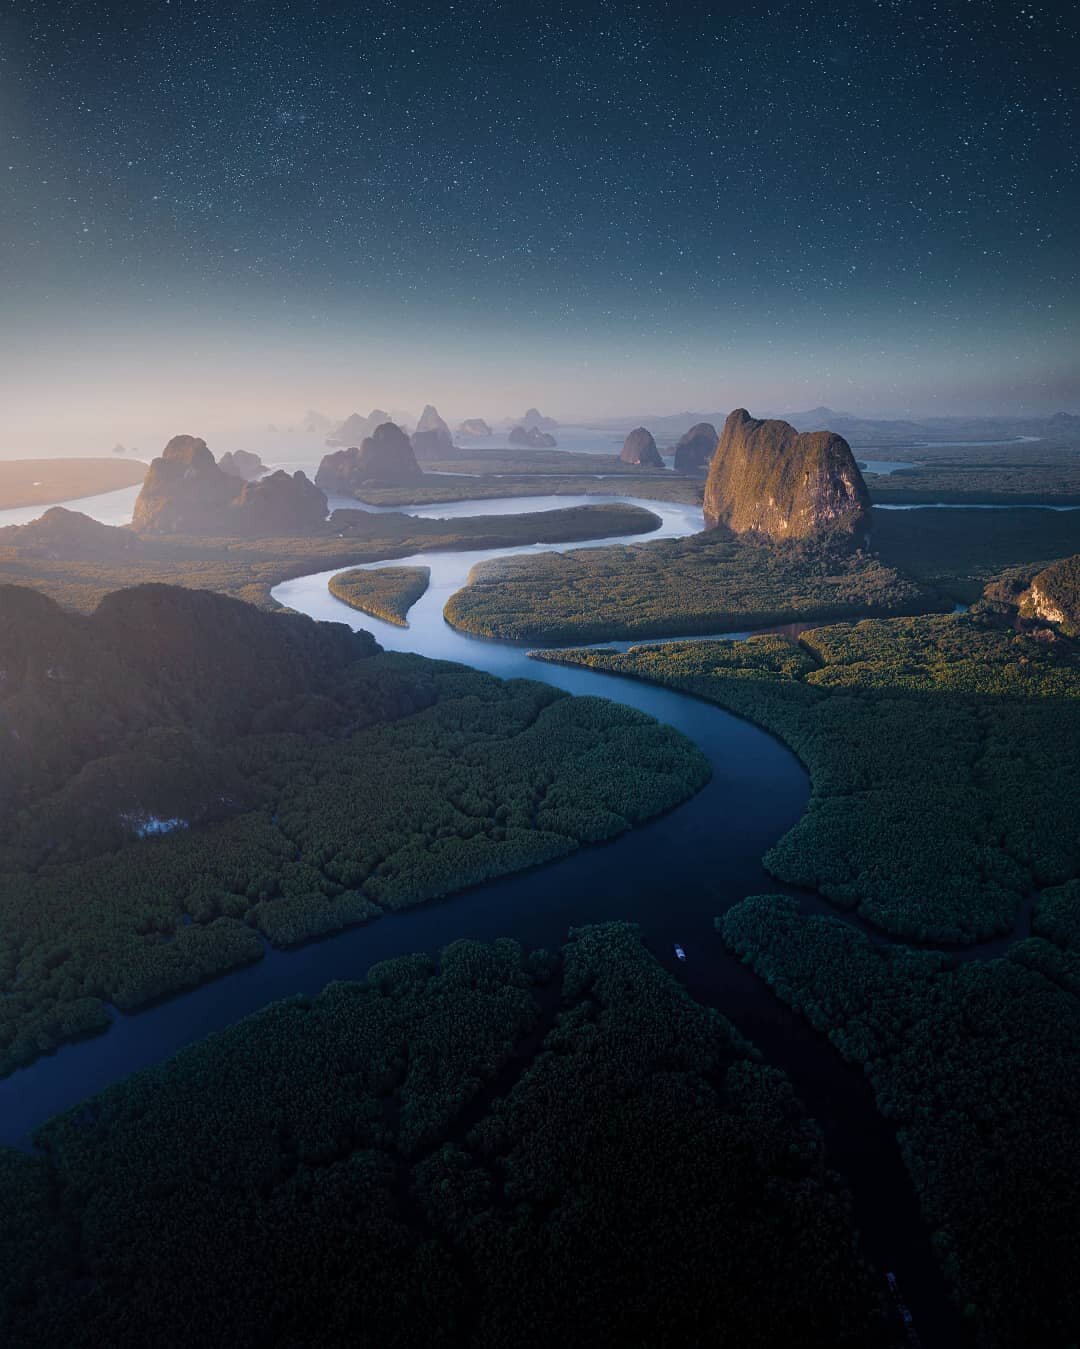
[0,486,963,1343]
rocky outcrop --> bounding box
[316,423,422,492]
[703,409,870,540]
[132,436,327,536]
[132,436,229,534]
[456,418,492,438]
[411,405,454,457]
[327,410,390,447]
[416,405,453,438]
[218,450,265,481]
[1023,556,1080,634]
[232,471,328,535]
[673,423,717,472]
[522,407,558,430]
[0,507,140,559]
[1029,583,1068,625]
[620,427,663,467]
[316,448,363,495]
[508,425,558,448]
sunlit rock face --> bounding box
[703,409,870,540]
[316,423,423,491]
[133,436,326,535]
[1022,556,1080,634]
[619,427,663,467]
[508,425,557,447]
[672,422,718,471]
[218,450,265,481]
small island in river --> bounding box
[328,564,431,625]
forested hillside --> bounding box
[0,585,709,1074]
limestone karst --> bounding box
[132,437,327,536]
[619,427,663,467]
[509,425,558,448]
[703,409,870,540]
[672,423,717,472]
[315,422,423,492]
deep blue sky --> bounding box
[1,0,1077,443]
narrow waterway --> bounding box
[0,486,968,1343]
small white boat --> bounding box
[674,944,686,961]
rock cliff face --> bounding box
[456,418,492,437]
[1029,584,1068,625]
[132,436,227,534]
[410,405,454,457]
[0,507,139,559]
[132,436,327,536]
[703,409,870,540]
[508,425,557,448]
[1023,556,1080,634]
[673,423,717,472]
[218,450,265,481]
[412,402,447,434]
[232,471,328,534]
[316,423,422,492]
[620,427,663,467]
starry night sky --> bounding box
[1,0,1078,442]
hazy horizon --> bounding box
[3,386,1078,462]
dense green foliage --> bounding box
[538,612,1080,941]
[353,473,704,507]
[0,585,708,1074]
[1,924,892,1346]
[872,506,1080,602]
[420,446,670,474]
[721,895,1080,1347]
[445,531,944,644]
[328,565,430,625]
[0,500,659,613]
[870,468,1080,504]
[866,437,1080,504]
